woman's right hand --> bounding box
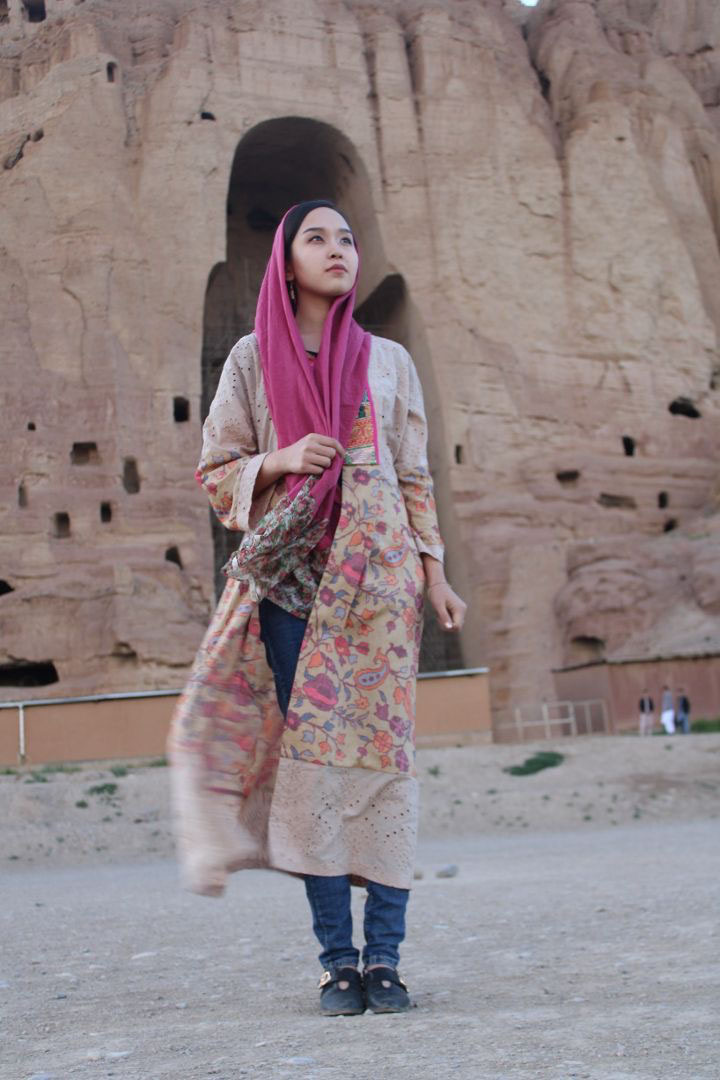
[276,433,345,476]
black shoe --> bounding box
[318,966,365,1016]
[363,966,411,1013]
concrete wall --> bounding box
[0,669,492,766]
[553,656,720,732]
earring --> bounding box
[288,280,296,303]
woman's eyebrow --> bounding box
[301,225,353,235]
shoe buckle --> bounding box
[318,970,333,989]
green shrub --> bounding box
[86,782,118,798]
[690,718,720,733]
[503,750,565,776]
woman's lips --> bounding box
[327,266,347,273]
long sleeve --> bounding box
[196,336,277,532]
[392,348,445,566]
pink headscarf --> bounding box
[254,205,371,551]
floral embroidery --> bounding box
[221,386,382,618]
[343,389,377,465]
[277,466,425,776]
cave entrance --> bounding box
[201,116,459,671]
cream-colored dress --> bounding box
[168,333,444,896]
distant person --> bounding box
[168,200,467,1017]
[638,689,655,736]
[660,684,675,734]
[676,688,691,734]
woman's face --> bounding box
[286,206,359,302]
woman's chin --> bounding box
[304,280,355,301]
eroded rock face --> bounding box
[1,0,719,722]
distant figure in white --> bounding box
[638,690,655,736]
[660,685,675,734]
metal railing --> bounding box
[507,698,610,742]
[0,671,491,764]
[0,689,183,765]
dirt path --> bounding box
[2,735,719,1078]
[2,735,719,870]
[3,820,719,1080]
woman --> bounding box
[168,199,467,1016]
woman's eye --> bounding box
[341,236,353,245]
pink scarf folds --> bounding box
[222,206,371,602]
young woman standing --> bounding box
[169,199,467,1015]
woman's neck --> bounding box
[295,292,332,352]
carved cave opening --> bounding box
[113,641,138,661]
[53,511,70,538]
[71,441,99,465]
[668,397,701,419]
[22,0,45,22]
[122,457,140,494]
[27,421,35,430]
[597,492,637,509]
[200,116,460,672]
[165,545,183,568]
[569,635,605,664]
[18,484,27,508]
[664,518,677,532]
[100,501,112,523]
[0,2,8,26]
[0,660,58,687]
[0,580,14,596]
[106,62,117,83]
[622,435,635,457]
[658,491,668,509]
[173,396,190,422]
[556,469,580,485]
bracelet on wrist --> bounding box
[427,581,448,590]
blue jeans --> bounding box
[258,597,410,973]
[258,597,307,719]
[304,873,409,973]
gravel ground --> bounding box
[2,735,719,1079]
[2,735,719,869]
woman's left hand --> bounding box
[426,582,467,632]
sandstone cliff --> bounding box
[1,0,718,723]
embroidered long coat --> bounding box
[168,332,445,896]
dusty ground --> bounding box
[2,735,720,1079]
[1,734,718,869]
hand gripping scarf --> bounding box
[223,206,372,606]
